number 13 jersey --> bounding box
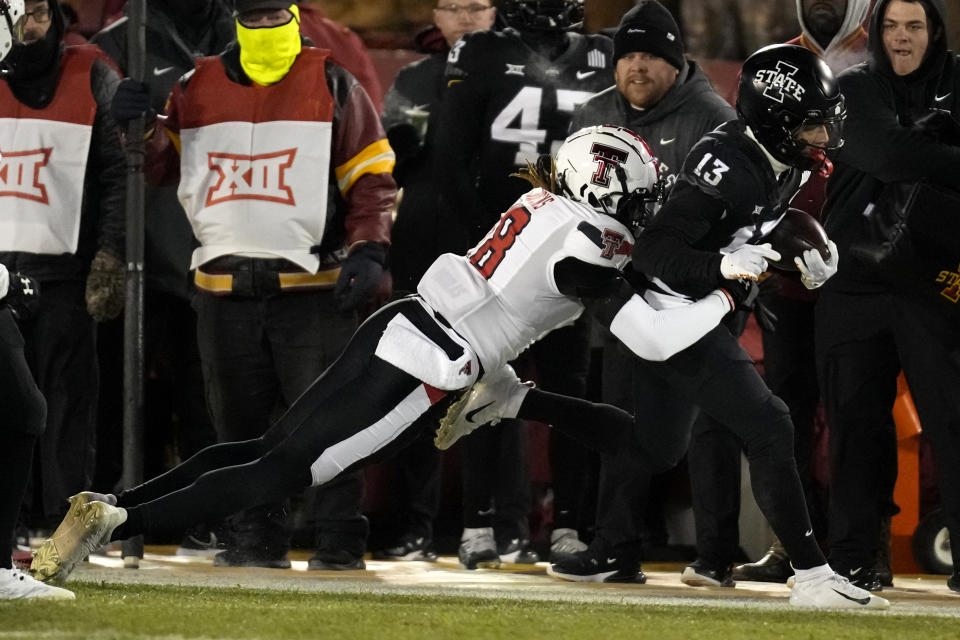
[418,188,633,374]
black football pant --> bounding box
[816,290,960,572]
[112,298,455,543]
[520,325,826,569]
[0,308,45,569]
[687,289,826,567]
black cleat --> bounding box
[213,548,291,569]
[372,534,437,562]
[497,538,539,564]
[733,544,793,583]
[681,559,735,587]
[308,549,366,571]
[948,572,959,594]
[834,565,883,592]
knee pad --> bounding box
[11,385,46,436]
[742,395,795,463]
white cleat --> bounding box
[0,567,75,600]
[435,364,532,450]
[31,498,127,586]
[790,573,890,609]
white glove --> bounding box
[719,243,781,281]
[795,239,839,289]
[0,263,8,300]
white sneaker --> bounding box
[550,528,587,560]
[790,573,890,609]
[435,364,532,450]
[0,568,75,599]
[31,499,127,585]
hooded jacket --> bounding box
[570,59,735,192]
[822,0,960,292]
[0,0,125,282]
[789,0,871,73]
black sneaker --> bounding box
[176,524,222,557]
[835,564,883,592]
[458,528,500,570]
[733,544,793,583]
[948,572,959,594]
[497,538,539,564]
[681,559,735,587]
[547,544,645,583]
[372,534,437,562]
[308,549,366,571]
[213,548,291,569]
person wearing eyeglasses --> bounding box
[0,0,126,563]
[374,0,495,563]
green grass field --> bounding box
[1,582,957,640]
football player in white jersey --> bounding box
[30,125,752,586]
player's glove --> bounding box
[334,243,387,313]
[717,278,758,311]
[85,250,125,322]
[111,78,154,126]
[720,243,781,281]
[795,239,838,290]
[0,265,40,321]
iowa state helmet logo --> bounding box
[0,148,53,204]
[206,149,297,207]
[755,61,806,104]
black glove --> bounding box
[5,271,40,321]
[719,278,759,310]
[334,243,387,313]
[111,78,154,126]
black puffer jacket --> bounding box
[0,0,125,282]
[822,0,960,292]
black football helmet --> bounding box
[500,0,584,31]
[736,44,846,172]
[0,0,25,69]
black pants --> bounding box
[20,280,97,529]
[816,289,960,572]
[113,298,458,543]
[523,325,825,569]
[0,308,45,567]
[194,286,365,556]
[687,287,827,566]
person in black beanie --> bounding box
[560,0,735,583]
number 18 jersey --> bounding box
[417,188,633,373]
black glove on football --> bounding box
[111,78,154,126]
[5,272,40,321]
[334,243,387,313]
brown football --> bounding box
[764,208,831,272]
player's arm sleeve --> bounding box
[89,58,126,260]
[607,289,731,361]
[631,181,727,294]
[328,63,396,249]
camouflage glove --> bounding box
[85,250,125,322]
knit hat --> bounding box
[613,0,685,70]
[234,0,293,14]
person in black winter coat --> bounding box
[0,0,125,535]
[816,0,960,593]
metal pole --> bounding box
[121,0,146,567]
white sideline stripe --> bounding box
[309,384,430,486]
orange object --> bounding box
[891,372,922,573]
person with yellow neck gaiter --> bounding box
[235,1,301,85]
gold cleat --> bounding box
[31,497,126,585]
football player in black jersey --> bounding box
[450,44,888,609]
[434,0,613,568]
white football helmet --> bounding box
[0,0,25,66]
[555,125,664,234]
